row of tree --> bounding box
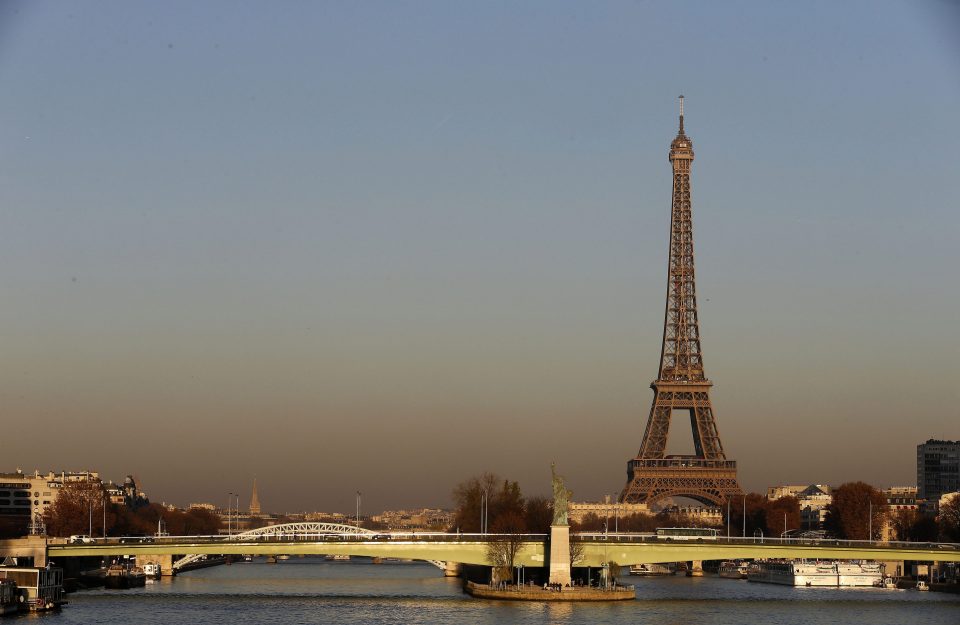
[451,475,960,545]
[43,481,221,537]
[452,473,553,535]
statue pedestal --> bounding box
[548,524,572,585]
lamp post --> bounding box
[102,493,107,538]
[356,491,362,533]
[227,493,235,536]
[868,501,872,542]
[727,499,731,539]
[742,494,747,537]
[88,499,92,537]
[480,489,488,535]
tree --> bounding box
[725,493,769,537]
[572,512,604,532]
[44,481,113,537]
[485,511,527,584]
[452,473,500,533]
[616,512,659,533]
[524,496,553,534]
[939,494,960,542]
[825,482,887,540]
[764,496,801,536]
[452,473,525,533]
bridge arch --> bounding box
[173,524,445,571]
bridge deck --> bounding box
[45,534,960,568]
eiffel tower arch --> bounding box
[620,97,743,508]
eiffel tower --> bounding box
[620,97,743,508]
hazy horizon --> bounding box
[2,1,958,513]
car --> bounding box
[69,535,94,544]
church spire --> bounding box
[249,478,261,516]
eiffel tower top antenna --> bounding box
[678,95,684,133]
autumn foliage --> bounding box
[825,482,887,540]
[43,482,222,537]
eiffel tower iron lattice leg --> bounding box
[619,97,743,508]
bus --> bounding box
[655,527,719,541]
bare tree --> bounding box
[940,494,960,542]
[569,535,585,567]
[485,511,526,585]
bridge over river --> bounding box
[23,523,960,576]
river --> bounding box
[16,558,960,624]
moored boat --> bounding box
[629,563,673,576]
[748,560,838,586]
[0,566,64,610]
[837,562,883,587]
[718,561,749,579]
[104,565,147,589]
[141,563,162,579]
[0,579,18,615]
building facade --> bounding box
[568,501,650,525]
[917,439,959,511]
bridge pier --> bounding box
[136,553,176,576]
[0,536,47,567]
[687,560,704,577]
[443,561,461,577]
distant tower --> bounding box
[619,96,743,507]
[249,478,261,516]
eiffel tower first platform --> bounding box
[620,97,743,508]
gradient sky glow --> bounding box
[1,1,959,513]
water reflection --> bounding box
[57,558,959,625]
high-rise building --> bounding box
[917,439,959,509]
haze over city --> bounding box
[1,1,958,512]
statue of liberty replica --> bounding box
[549,463,573,585]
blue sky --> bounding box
[1,1,958,512]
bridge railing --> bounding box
[572,532,960,552]
[50,532,960,553]
[54,532,550,546]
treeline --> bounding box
[43,481,221,537]
[452,473,553,534]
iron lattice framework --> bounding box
[173,523,445,570]
[620,97,743,508]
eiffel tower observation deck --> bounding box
[620,97,743,508]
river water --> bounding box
[16,558,960,624]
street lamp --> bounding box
[726,498,731,539]
[868,501,872,542]
[356,491,362,533]
[228,493,235,536]
[480,489,488,535]
[742,494,747,537]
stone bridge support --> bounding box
[136,553,176,576]
[0,536,47,567]
[443,561,461,577]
